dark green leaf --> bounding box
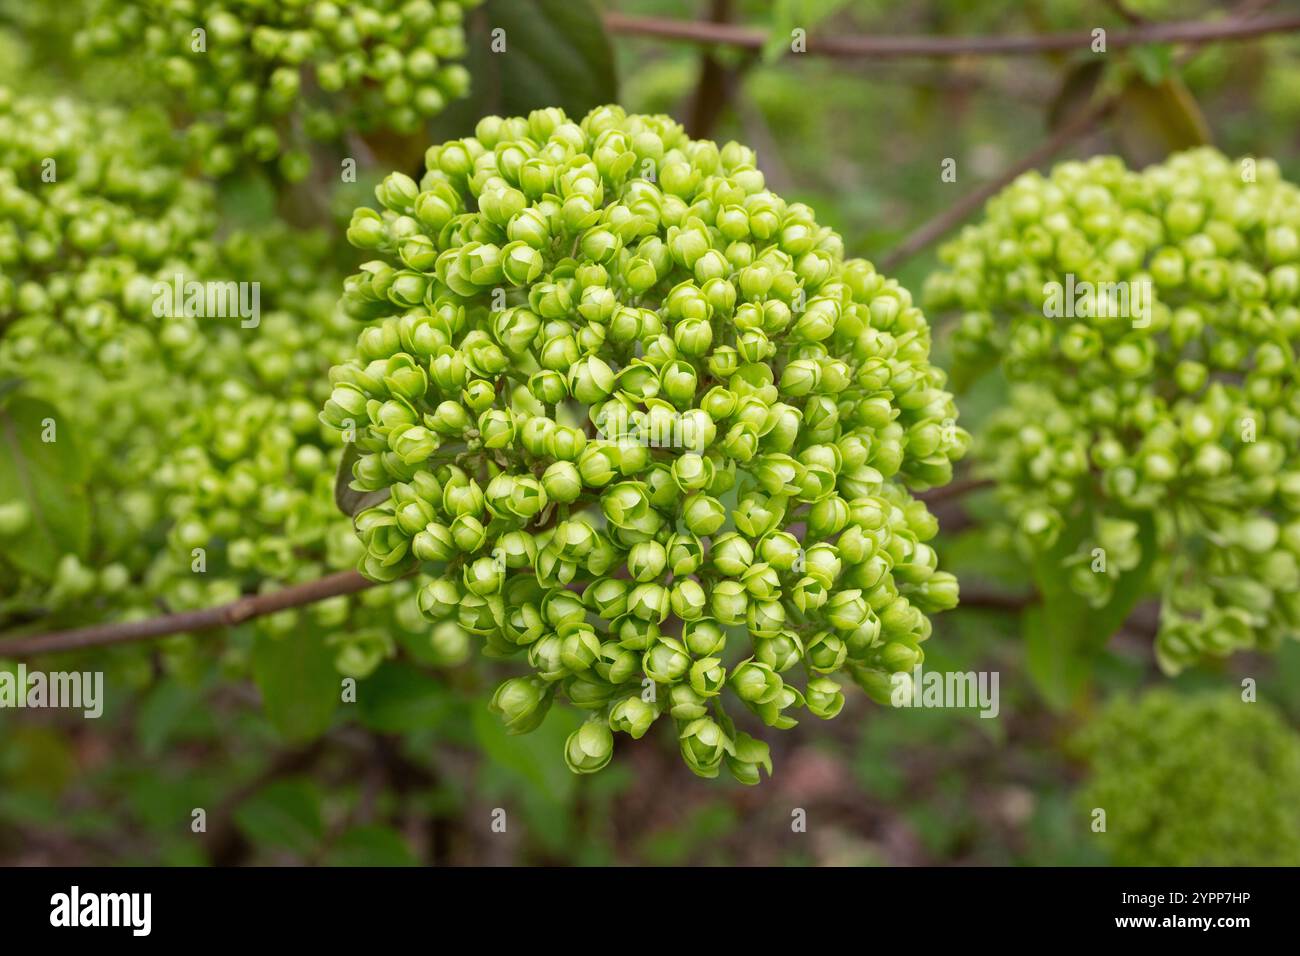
[762,0,854,64]
[1129,43,1174,86]
[325,825,418,866]
[0,378,23,404]
[1024,513,1157,710]
[1046,59,1105,133]
[429,0,618,140]
[356,662,452,733]
[1114,75,1211,167]
[251,630,339,742]
[233,779,324,856]
[217,171,277,228]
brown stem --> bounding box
[880,96,1115,271]
[0,569,378,658]
[879,0,1276,270]
[958,586,1035,612]
[685,0,738,139]
[603,11,1300,59]
[917,476,995,506]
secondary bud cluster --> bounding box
[75,0,481,179]
[0,88,219,377]
[323,106,967,781]
[0,87,447,680]
[926,149,1300,672]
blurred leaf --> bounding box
[1129,43,1174,86]
[216,171,276,228]
[135,679,216,757]
[251,630,339,742]
[0,725,76,796]
[1025,513,1157,710]
[639,803,739,865]
[0,377,22,403]
[0,395,89,578]
[472,703,581,802]
[233,779,323,856]
[1046,59,1104,132]
[472,702,583,854]
[429,0,618,140]
[763,0,853,63]
[124,768,221,835]
[1114,75,1211,166]
[356,662,452,733]
[325,825,417,866]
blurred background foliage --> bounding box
[2,0,1300,866]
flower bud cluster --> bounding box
[926,149,1300,672]
[1077,689,1300,866]
[0,88,221,377]
[74,0,481,179]
[323,106,968,781]
[0,90,447,678]
[144,231,464,677]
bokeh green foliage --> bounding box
[1077,689,1300,866]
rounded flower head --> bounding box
[322,106,966,782]
[928,148,1300,672]
[75,0,482,178]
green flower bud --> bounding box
[490,677,553,734]
[678,716,733,779]
[564,720,615,774]
[609,696,658,739]
[643,635,691,683]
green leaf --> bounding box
[472,701,582,804]
[1113,75,1211,166]
[217,171,277,229]
[334,443,389,518]
[356,662,452,733]
[472,701,585,854]
[762,0,853,64]
[233,779,324,856]
[1046,59,1105,133]
[135,679,217,757]
[325,825,418,867]
[1129,43,1174,86]
[1024,513,1157,710]
[251,630,339,742]
[428,0,618,139]
[0,395,90,578]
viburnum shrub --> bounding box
[74,0,482,179]
[1077,689,1300,866]
[925,148,1300,673]
[321,106,968,780]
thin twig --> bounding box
[603,11,1300,59]
[0,570,377,658]
[880,97,1115,271]
[879,0,1276,270]
[918,476,996,506]
[957,585,1035,612]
